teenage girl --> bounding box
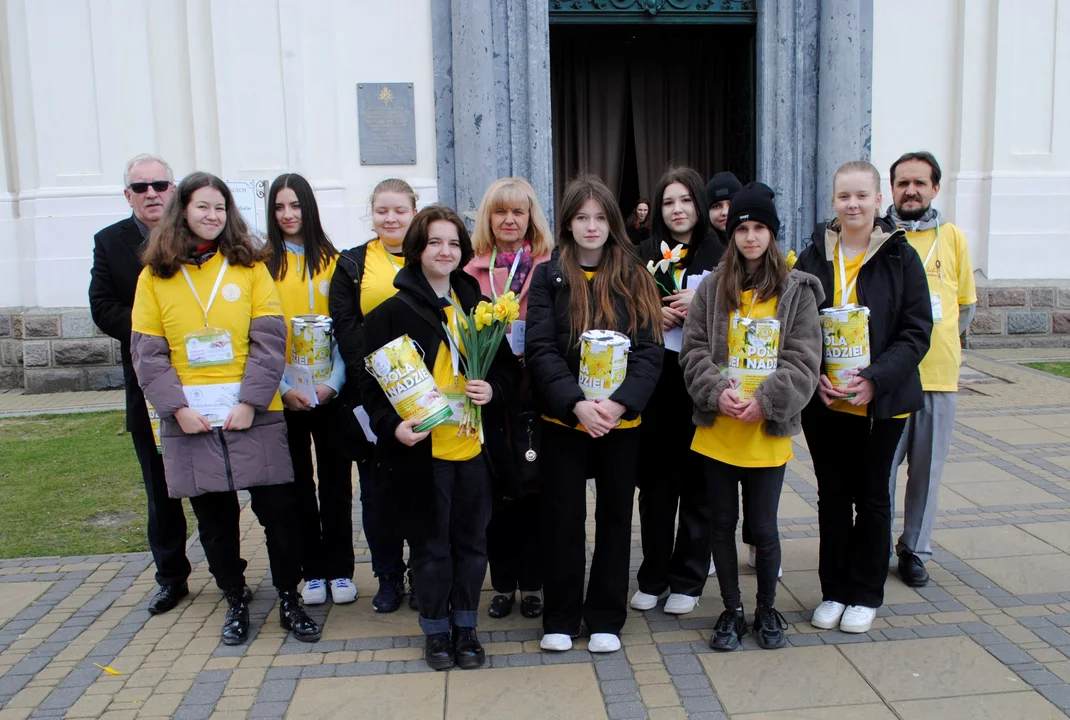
[526,175,663,653]
[329,179,419,613]
[266,173,356,607]
[680,182,823,651]
[795,161,932,634]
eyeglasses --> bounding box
[127,181,172,194]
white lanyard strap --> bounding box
[381,240,402,273]
[736,293,757,322]
[921,223,943,281]
[837,241,859,304]
[489,247,524,298]
[181,258,229,327]
[445,297,461,378]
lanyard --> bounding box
[295,254,317,311]
[381,240,403,273]
[444,293,462,378]
[836,241,860,304]
[489,246,524,298]
[921,223,943,282]
[181,258,229,327]
[735,292,758,324]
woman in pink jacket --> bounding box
[465,177,553,619]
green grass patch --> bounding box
[0,411,193,559]
[1023,361,1070,379]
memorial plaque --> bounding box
[357,82,417,165]
[225,180,270,242]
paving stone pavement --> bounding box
[0,350,1069,719]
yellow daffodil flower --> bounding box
[785,250,797,269]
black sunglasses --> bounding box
[127,181,172,194]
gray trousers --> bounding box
[889,391,958,562]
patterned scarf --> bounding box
[495,243,533,295]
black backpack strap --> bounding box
[338,243,370,286]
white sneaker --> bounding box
[810,600,846,629]
[663,594,699,615]
[301,578,328,605]
[840,605,877,634]
[329,578,358,604]
[629,589,667,611]
[588,633,622,653]
[708,556,716,576]
[540,633,572,652]
[748,545,784,577]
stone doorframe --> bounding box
[431,0,872,251]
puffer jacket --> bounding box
[679,268,824,437]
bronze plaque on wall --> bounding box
[357,83,417,165]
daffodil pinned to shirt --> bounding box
[444,290,521,442]
[646,241,687,295]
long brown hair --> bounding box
[716,223,788,313]
[649,166,711,270]
[556,176,663,345]
[142,172,263,278]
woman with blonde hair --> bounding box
[465,177,553,620]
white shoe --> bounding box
[540,633,572,652]
[588,633,622,653]
[301,578,328,605]
[629,589,667,611]
[748,545,784,577]
[329,578,358,604]
[840,605,877,634]
[810,600,846,629]
[663,594,699,615]
[708,556,716,576]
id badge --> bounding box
[185,327,235,367]
[440,392,466,426]
[930,291,943,323]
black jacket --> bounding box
[358,265,520,539]
[638,233,723,298]
[794,217,933,420]
[524,253,664,427]
[88,216,151,435]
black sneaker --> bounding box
[753,606,788,649]
[407,568,420,611]
[898,552,930,587]
[709,608,746,651]
[372,574,405,614]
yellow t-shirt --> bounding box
[544,267,640,432]
[691,290,792,467]
[273,249,338,363]
[131,253,284,411]
[430,306,481,462]
[360,239,406,316]
[905,224,976,392]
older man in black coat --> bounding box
[88,154,194,614]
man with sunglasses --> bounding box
[89,154,194,614]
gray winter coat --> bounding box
[131,314,294,498]
[679,268,824,437]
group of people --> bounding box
[88,147,974,669]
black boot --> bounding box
[425,632,455,670]
[452,626,486,669]
[372,574,405,614]
[898,552,930,588]
[278,589,321,643]
[407,568,420,611]
[221,588,249,645]
[148,582,189,615]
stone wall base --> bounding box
[967,279,1070,350]
[0,308,124,393]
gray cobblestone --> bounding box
[1036,683,1070,710]
[1018,670,1064,688]
[664,654,703,675]
[601,679,638,695]
[183,682,226,705]
[345,637,393,651]
[913,625,964,639]
[335,662,389,677]
[682,695,723,713]
[1033,626,1070,646]
[880,627,918,640]
[256,678,297,704]
[173,705,214,720]
[249,701,290,718]
[985,644,1035,665]
[541,649,592,665]
[672,674,712,690]
[787,633,825,647]
[507,653,543,667]
[196,669,232,684]
[594,658,633,681]
[300,664,337,678]
[605,700,646,719]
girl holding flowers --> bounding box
[631,167,724,617]
[465,177,553,621]
[679,182,823,651]
[526,175,663,654]
[359,205,519,671]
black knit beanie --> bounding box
[726,182,780,238]
[705,172,743,208]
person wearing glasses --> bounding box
[90,154,208,615]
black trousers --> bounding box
[130,431,191,587]
[357,456,407,577]
[804,405,906,608]
[487,493,543,594]
[409,456,493,634]
[189,483,303,593]
[703,457,785,611]
[285,407,355,581]
[542,423,638,636]
[636,354,709,597]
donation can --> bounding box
[725,316,781,400]
[291,314,334,384]
[820,304,871,392]
[578,330,631,401]
[365,335,453,432]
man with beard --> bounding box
[886,151,976,587]
[89,155,198,614]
